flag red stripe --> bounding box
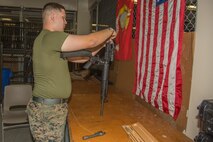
[141,0,153,100]
[173,0,185,119]
[133,0,142,94]
[162,0,177,114]
[138,0,147,97]
[154,2,168,109]
[147,5,160,103]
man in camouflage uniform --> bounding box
[27,2,116,142]
[27,102,68,141]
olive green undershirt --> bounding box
[33,30,71,99]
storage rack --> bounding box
[1,21,40,83]
[0,42,3,102]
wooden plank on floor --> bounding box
[122,122,159,142]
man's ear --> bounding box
[50,12,55,22]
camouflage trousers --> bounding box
[27,99,68,142]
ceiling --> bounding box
[0,0,77,11]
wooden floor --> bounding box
[68,78,192,142]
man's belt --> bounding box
[32,96,68,105]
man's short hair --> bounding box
[42,2,65,19]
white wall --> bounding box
[185,0,213,139]
[0,0,77,10]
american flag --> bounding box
[134,0,185,119]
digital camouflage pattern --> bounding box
[27,100,68,142]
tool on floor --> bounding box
[82,131,106,140]
[60,42,115,116]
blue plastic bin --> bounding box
[1,68,13,96]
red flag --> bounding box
[115,0,134,60]
[133,0,185,119]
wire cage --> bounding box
[0,6,77,84]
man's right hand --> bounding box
[109,28,117,40]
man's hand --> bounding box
[109,28,117,40]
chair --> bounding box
[0,84,32,142]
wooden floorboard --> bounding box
[68,78,192,142]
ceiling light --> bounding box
[1,18,12,21]
[187,5,196,11]
[25,18,29,22]
[92,24,109,27]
